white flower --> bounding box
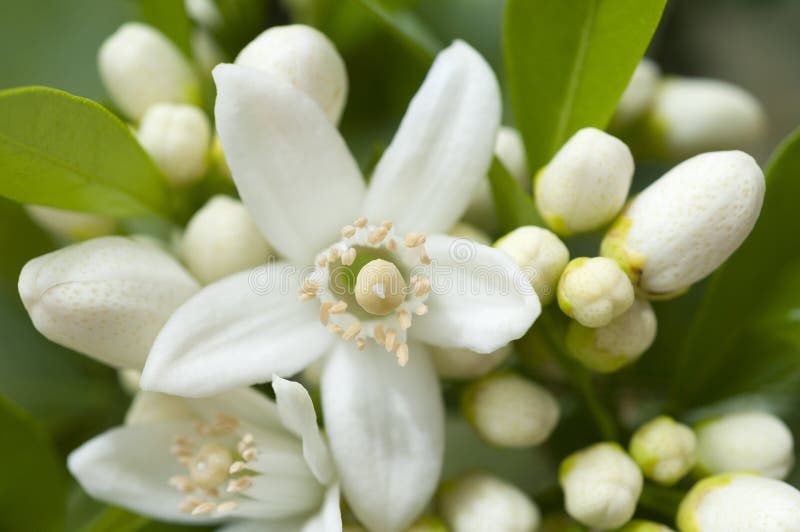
[462,373,559,448]
[180,195,272,284]
[438,472,541,532]
[495,225,570,305]
[648,77,766,158]
[612,58,661,129]
[429,344,512,381]
[628,416,696,486]
[98,23,200,121]
[557,257,634,328]
[137,103,212,186]
[130,36,539,532]
[695,411,795,480]
[565,298,657,373]
[535,128,634,236]
[235,25,348,124]
[676,473,800,532]
[25,205,116,241]
[69,378,342,530]
[602,151,765,297]
[559,442,643,529]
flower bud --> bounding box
[612,58,661,129]
[628,416,696,486]
[677,473,800,531]
[137,103,211,186]
[535,128,634,235]
[429,344,512,381]
[25,205,116,241]
[495,226,569,305]
[617,520,674,532]
[235,25,348,124]
[565,298,656,373]
[180,195,272,284]
[98,23,200,121]
[462,373,559,448]
[191,29,225,75]
[18,237,199,369]
[448,222,492,246]
[438,472,541,532]
[185,0,222,29]
[648,77,766,158]
[695,411,794,480]
[558,257,634,328]
[601,151,765,297]
[559,443,643,529]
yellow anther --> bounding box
[319,301,333,325]
[396,344,409,366]
[342,321,362,341]
[412,275,431,297]
[419,248,431,265]
[328,324,343,335]
[327,247,340,262]
[374,325,386,344]
[191,502,216,516]
[387,239,398,251]
[217,501,239,513]
[356,338,366,351]
[330,301,347,314]
[355,259,407,316]
[341,225,356,238]
[404,233,426,248]
[354,217,368,228]
[368,227,388,245]
[414,304,429,316]
[229,461,246,474]
[227,477,252,493]
[397,310,411,330]
[341,248,357,266]
[169,475,194,493]
[381,220,393,230]
[385,328,398,352]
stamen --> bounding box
[404,232,426,248]
[241,447,258,462]
[386,238,398,251]
[354,217,368,228]
[217,501,238,513]
[341,225,356,238]
[341,248,357,266]
[227,477,252,493]
[412,275,431,297]
[328,324,343,335]
[330,301,347,314]
[179,497,202,513]
[327,247,340,262]
[342,321,362,341]
[396,344,409,366]
[374,325,386,344]
[319,301,333,325]
[368,227,388,245]
[192,502,216,516]
[415,304,429,316]
[317,256,328,267]
[381,220,393,230]
[397,310,411,330]
[420,248,431,265]
[229,461,246,474]
[169,475,194,493]
[385,328,398,352]
[356,338,366,351]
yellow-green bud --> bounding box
[629,416,696,486]
[495,226,570,305]
[429,344,512,381]
[615,519,674,532]
[25,205,115,241]
[558,257,634,328]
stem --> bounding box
[638,483,686,520]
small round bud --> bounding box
[235,25,348,124]
[448,222,492,246]
[617,520,674,532]
[558,257,634,328]
[601,151,765,297]
[559,442,643,529]
[677,473,800,532]
[535,128,634,235]
[438,472,541,532]
[648,77,766,158]
[463,373,559,448]
[180,195,272,284]
[137,103,211,186]
[495,226,569,305]
[612,58,661,129]
[25,205,115,241]
[629,416,696,486]
[354,259,407,316]
[565,298,656,373]
[429,344,512,381]
[98,23,200,121]
[185,0,222,29]
[695,411,794,480]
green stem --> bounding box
[638,483,686,521]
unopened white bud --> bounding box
[18,237,199,369]
[629,416,696,486]
[463,373,559,448]
[565,298,656,373]
[429,344,512,381]
[191,29,225,74]
[617,520,674,532]
[185,0,222,28]
[649,77,766,158]
[448,222,492,246]
[612,58,661,129]
[601,151,765,297]
[118,369,142,395]
[495,226,569,305]
[535,128,634,235]
[235,25,348,124]
[677,473,800,532]
[137,103,211,186]
[25,205,115,241]
[180,195,272,284]
[439,473,541,532]
[559,442,643,529]
[558,257,634,328]
[695,411,794,480]
[98,23,200,121]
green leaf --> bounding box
[0,395,66,532]
[670,128,800,410]
[352,0,442,61]
[487,157,542,234]
[504,0,666,171]
[140,0,193,57]
[0,86,170,218]
[81,506,208,532]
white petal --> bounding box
[241,471,325,519]
[18,236,199,369]
[188,387,285,433]
[322,342,444,532]
[220,519,307,532]
[410,235,541,353]
[302,484,342,532]
[125,392,194,425]
[363,41,501,234]
[213,63,365,264]
[141,265,333,396]
[273,376,335,485]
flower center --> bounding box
[298,217,432,366]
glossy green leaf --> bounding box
[671,128,800,410]
[0,395,65,532]
[0,86,170,218]
[352,0,442,61]
[504,0,666,171]
[140,0,193,57]
[488,157,542,234]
